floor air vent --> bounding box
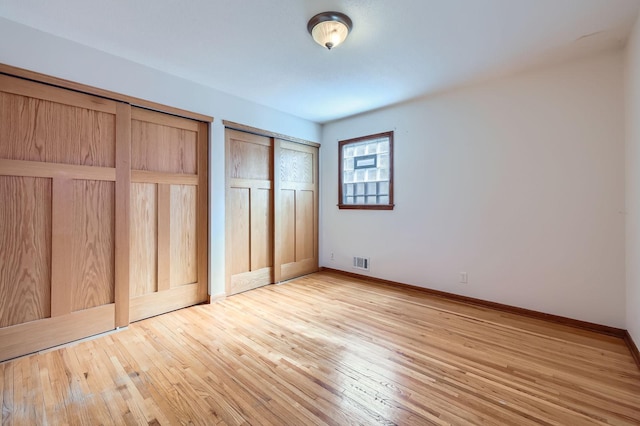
[353,256,370,271]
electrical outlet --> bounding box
[459,272,468,284]
[330,252,335,261]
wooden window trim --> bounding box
[338,131,394,210]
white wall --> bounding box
[626,15,640,344]
[321,51,626,328]
[0,18,321,297]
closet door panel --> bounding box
[276,140,319,282]
[170,184,197,287]
[280,147,313,184]
[70,180,115,311]
[251,188,273,271]
[0,76,119,361]
[129,107,207,322]
[44,102,115,167]
[279,189,296,265]
[131,110,197,174]
[0,92,46,162]
[0,176,52,327]
[0,90,115,167]
[226,129,273,295]
[229,138,271,180]
[229,187,251,276]
[295,189,315,261]
[130,183,158,297]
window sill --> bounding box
[337,204,395,210]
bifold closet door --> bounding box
[129,107,208,322]
[274,139,319,282]
[0,75,127,361]
[225,130,274,295]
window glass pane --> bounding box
[356,196,365,204]
[366,182,377,194]
[365,142,377,154]
[379,181,389,195]
[355,183,365,195]
[367,196,377,204]
[379,196,389,205]
[344,158,354,171]
[367,169,377,181]
[378,153,389,168]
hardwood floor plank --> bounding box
[230,288,554,425]
[318,272,630,354]
[0,272,638,424]
[211,299,465,425]
[156,328,326,425]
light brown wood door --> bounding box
[0,73,210,361]
[0,75,128,361]
[274,139,319,281]
[225,130,274,295]
[129,108,208,322]
[225,128,319,295]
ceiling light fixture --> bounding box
[307,11,353,50]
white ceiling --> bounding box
[0,0,639,123]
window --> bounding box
[339,131,394,210]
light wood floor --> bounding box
[1,272,639,425]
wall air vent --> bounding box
[353,256,370,271]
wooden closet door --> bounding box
[225,130,274,295]
[0,75,126,361]
[274,139,319,282]
[129,108,208,322]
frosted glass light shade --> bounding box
[307,12,353,50]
